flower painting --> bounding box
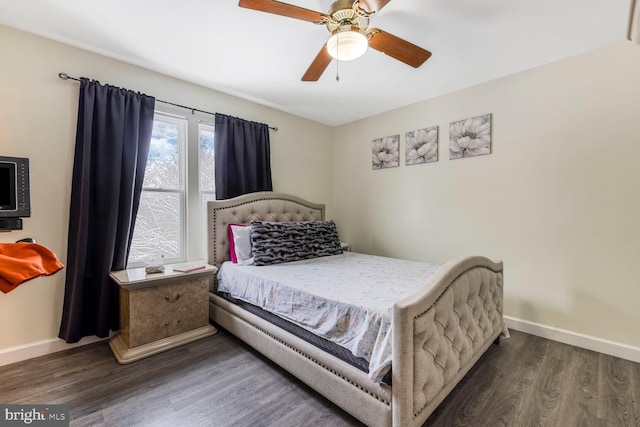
[372,134,399,169]
[405,126,438,165]
[449,114,492,160]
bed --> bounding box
[207,192,504,427]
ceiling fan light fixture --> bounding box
[326,26,368,61]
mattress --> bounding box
[216,291,397,384]
[216,251,441,381]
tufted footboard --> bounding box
[392,256,504,426]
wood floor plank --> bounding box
[0,328,638,427]
[631,359,640,426]
[466,356,532,426]
[425,355,505,426]
[519,344,571,425]
[555,346,605,426]
[487,333,551,425]
[597,354,637,426]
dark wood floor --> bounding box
[1,328,639,426]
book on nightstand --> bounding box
[173,264,206,273]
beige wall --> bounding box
[332,41,640,348]
[0,25,333,352]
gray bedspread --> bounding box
[217,251,440,381]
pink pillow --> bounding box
[228,223,248,263]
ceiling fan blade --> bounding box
[358,0,392,13]
[238,0,326,23]
[368,28,432,68]
[302,44,333,81]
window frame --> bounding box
[197,121,215,260]
[128,109,216,269]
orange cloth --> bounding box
[0,243,64,293]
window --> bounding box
[128,111,215,267]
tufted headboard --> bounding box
[207,192,325,268]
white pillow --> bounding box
[231,224,253,265]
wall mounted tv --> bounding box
[0,156,31,220]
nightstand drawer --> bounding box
[124,278,209,347]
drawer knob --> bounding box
[164,322,169,327]
[164,293,181,303]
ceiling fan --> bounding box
[238,0,432,81]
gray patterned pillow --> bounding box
[250,220,343,266]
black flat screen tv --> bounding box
[0,156,30,218]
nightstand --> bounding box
[108,263,218,364]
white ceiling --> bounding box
[0,0,632,126]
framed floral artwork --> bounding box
[372,134,399,169]
[405,126,438,165]
[449,113,492,159]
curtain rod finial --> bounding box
[58,72,69,80]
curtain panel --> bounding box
[59,79,155,343]
[630,0,640,44]
[214,114,272,200]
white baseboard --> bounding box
[505,316,640,364]
[0,334,112,367]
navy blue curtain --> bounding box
[214,114,272,200]
[59,79,155,343]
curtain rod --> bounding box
[58,72,278,132]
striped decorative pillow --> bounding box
[250,220,343,266]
